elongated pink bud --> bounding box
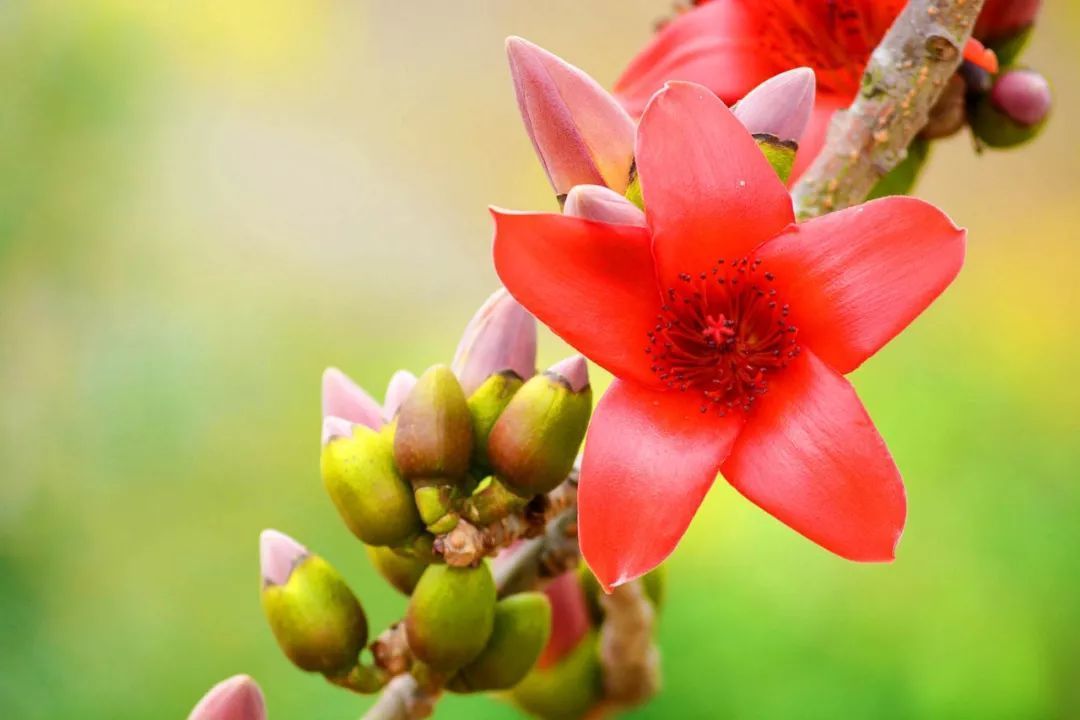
[506,36,636,196]
[383,369,418,419]
[452,288,537,396]
[547,355,590,393]
[188,675,266,720]
[260,529,308,586]
[563,185,647,226]
[322,368,383,429]
[733,68,816,144]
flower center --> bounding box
[646,257,800,415]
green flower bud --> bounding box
[509,629,603,720]
[260,531,367,675]
[393,365,474,482]
[448,592,552,693]
[365,545,427,596]
[467,371,525,469]
[322,426,423,546]
[406,563,496,671]
[488,357,591,496]
[971,68,1050,149]
[464,476,528,525]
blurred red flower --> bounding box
[493,83,966,590]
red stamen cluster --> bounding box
[646,257,800,414]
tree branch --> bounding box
[792,0,986,219]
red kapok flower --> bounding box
[492,82,965,590]
[615,0,999,181]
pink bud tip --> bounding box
[991,69,1051,127]
[383,369,418,419]
[563,185,647,227]
[733,67,816,143]
[547,355,589,393]
[260,529,308,586]
[452,288,538,395]
[506,36,636,195]
[321,415,355,446]
[322,367,384,430]
[188,675,266,720]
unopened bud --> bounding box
[322,425,423,546]
[563,185,647,227]
[467,371,525,469]
[464,476,528,526]
[452,288,537,397]
[260,530,368,675]
[509,629,603,720]
[448,592,552,693]
[733,68,815,183]
[488,356,592,496]
[406,563,497,671]
[188,675,266,720]
[365,545,428,596]
[393,365,474,481]
[383,370,417,420]
[972,68,1050,148]
[322,368,383,431]
[506,36,636,197]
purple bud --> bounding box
[733,68,816,143]
[506,36,636,195]
[188,675,267,720]
[260,529,308,586]
[991,69,1051,127]
[322,368,384,430]
[547,355,590,393]
[452,288,537,396]
[563,185,647,227]
[383,369,418,419]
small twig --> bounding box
[598,581,660,708]
[360,675,434,720]
[792,0,986,218]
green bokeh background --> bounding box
[2,1,1077,718]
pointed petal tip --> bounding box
[383,369,418,419]
[188,675,266,720]
[321,415,355,446]
[260,529,308,586]
[734,68,816,142]
[547,355,589,392]
[563,185,647,227]
[452,287,537,395]
[321,367,384,430]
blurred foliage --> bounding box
[0,1,1077,719]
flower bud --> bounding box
[733,68,815,183]
[509,629,603,720]
[488,356,592,496]
[365,545,428,596]
[467,371,525,469]
[393,365,474,482]
[972,68,1051,148]
[188,675,266,720]
[383,370,417,420]
[406,563,497,671]
[464,476,528,526]
[452,288,537,397]
[506,36,636,197]
[563,185,647,227]
[322,425,423,546]
[260,530,368,675]
[412,482,460,534]
[322,368,384,431]
[447,592,552,693]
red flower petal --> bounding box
[491,209,663,386]
[615,0,775,117]
[579,379,744,591]
[756,196,965,374]
[636,81,794,290]
[788,91,850,184]
[721,349,906,561]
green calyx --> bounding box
[970,95,1047,149]
[467,371,525,470]
[406,562,497,671]
[365,545,428,596]
[322,426,423,546]
[393,365,474,482]
[508,628,603,720]
[488,371,592,496]
[753,133,797,183]
[261,555,368,675]
[448,592,552,693]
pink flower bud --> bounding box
[383,369,418,419]
[546,355,590,393]
[563,185,647,227]
[452,288,537,396]
[506,36,636,196]
[260,529,308,586]
[732,68,816,144]
[991,68,1051,127]
[321,367,383,429]
[188,675,266,720]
